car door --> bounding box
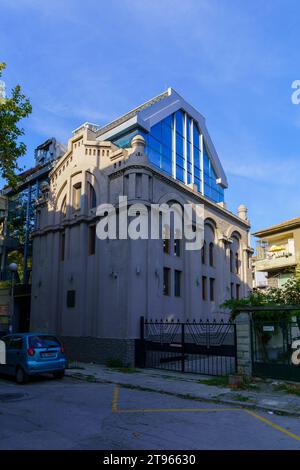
[0,336,12,375]
[1,336,23,376]
[7,337,24,374]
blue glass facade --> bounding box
[203,142,224,203]
[111,109,225,203]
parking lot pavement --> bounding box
[0,376,300,450]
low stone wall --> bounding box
[61,336,136,367]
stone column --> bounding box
[235,312,252,376]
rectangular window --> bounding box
[67,290,76,308]
[202,276,207,301]
[163,267,170,296]
[174,239,181,257]
[210,278,215,302]
[236,284,240,300]
[163,239,170,254]
[88,225,96,255]
[231,282,234,299]
[9,337,23,350]
[60,232,65,261]
[174,270,182,297]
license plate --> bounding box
[42,352,56,358]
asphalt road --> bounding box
[0,375,300,450]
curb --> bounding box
[66,371,300,418]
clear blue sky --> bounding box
[1,0,299,236]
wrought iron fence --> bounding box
[138,317,237,376]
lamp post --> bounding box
[8,263,18,333]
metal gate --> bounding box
[138,317,237,376]
[251,319,300,382]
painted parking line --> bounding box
[112,383,119,413]
[111,384,300,443]
[111,385,240,413]
[245,409,300,443]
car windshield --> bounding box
[29,335,60,348]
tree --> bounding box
[0,63,32,187]
[222,278,300,321]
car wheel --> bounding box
[53,370,65,379]
[15,367,29,385]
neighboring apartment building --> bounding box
[0,138,65,334]
[253,217,300,288]
[30,88,253,365]
[252,256,268,289]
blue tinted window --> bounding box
[162,144,172,161]
[194,146,200,170]
[162,157,172,174]
[150,121,162,141]
[113,113,224,204]
[148,135,161,153]
[162,123,172,149]
[176,153,184,168]
[163,114,173,128]
[147,114,174,177]
[175,110,184,136]
[176,165,184,182]
[193,125,200,149]
[203,140,224,203]
[148,148,161,168]
[112,129,146,148]
[187,117,192,142]
[176,134,184,157]
[194,176,201,192]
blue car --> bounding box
[0,333,67,384]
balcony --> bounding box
[255,247,296,272]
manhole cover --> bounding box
[0,393,26,402]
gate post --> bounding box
[235,312,252,377]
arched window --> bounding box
[61,196,67,219]
[209,242,214,267]
[201,241,206,264]
[230,250,233,272]
[72,183,82,211]
[235,252,239,274]
[88,183,97,209]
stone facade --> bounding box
[30,126,252,365]
[235,312,252,376]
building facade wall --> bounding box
[30,129,252,364]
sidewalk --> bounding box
[65,363,300,417]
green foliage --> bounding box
[221,278,300,321]
[198,376,229,387]
[295,263,300,288]
[0,63,32,187]
[106,357,124,368]
[274,383,300,396]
